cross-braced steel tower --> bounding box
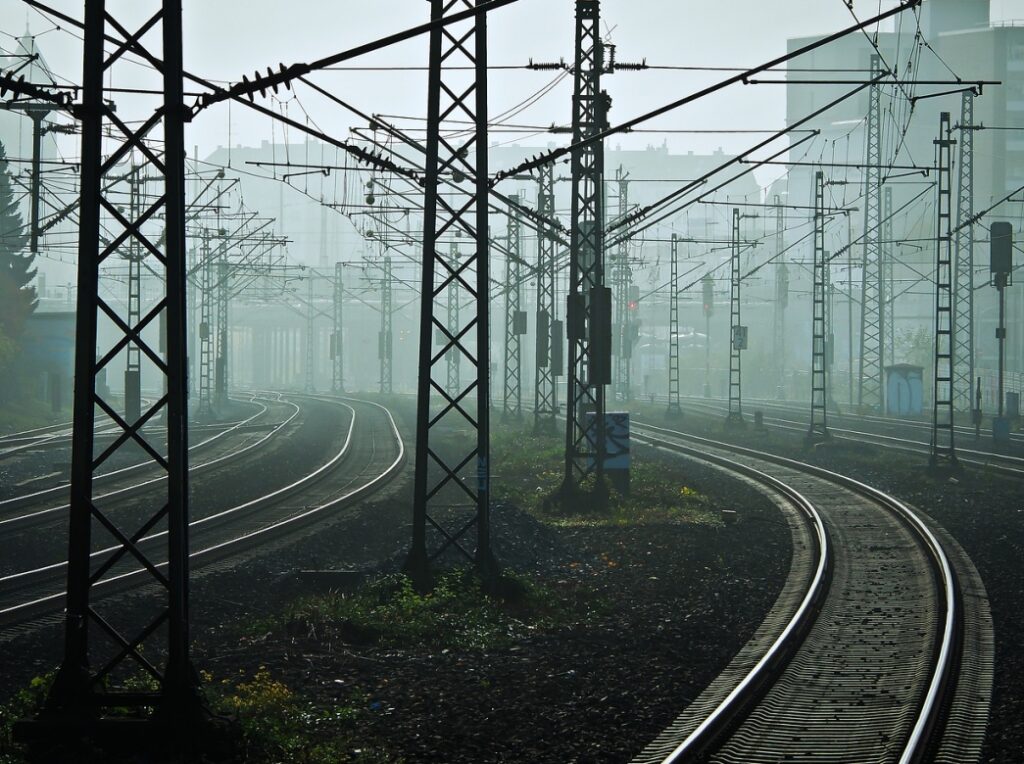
[447,241,461,392]
[215,250,230,407]
[612,167,632,402]
[124,171,143,424]
[858,54,884,412]
[667,233,682,417]
[931,112,958,470]
[562,0,611,499]
[533,162,558,433]
[502,195,523,419]
[773,197,788,400]
[304,272,315,393]
[407,0,494,585]
[809,171,830,442]
[380,255,393,394]
[41,0,199,731]
[883,185,895,367]
[953,90,976,412]
[197,228,215,416]
[332,261,345,392]
[726,209,745,426]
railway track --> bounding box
[0,395,405,630]
[0,394,298,534]
[0,394,281,506]
[629,420,993,763]
[673,396,1024,479]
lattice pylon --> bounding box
[858,54,884,412]
[931,112,959,469]
[809,171,830,443]
[43,0,199,727]
[953,91,976,412]
[561,0,610,499]
[408,0,494,585]
[533,163,558,433]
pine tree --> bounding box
[0,138,37,340]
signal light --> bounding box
[628,300,639,311]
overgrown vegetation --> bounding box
[264,569,590,652]
[203,668,396,763]
[0,667,395,764]
[491,425,722,527]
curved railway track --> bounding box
[629,420,993,764]
[0,394,299,533]
[0,395,405,630]
[673,396,1024,479]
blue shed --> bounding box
[885,364,924,416]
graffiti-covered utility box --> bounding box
[585,411,631,494]
[885,364,924,417]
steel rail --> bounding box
[0,396,294,528]
[632,420,960,764]
[0,396,403,626]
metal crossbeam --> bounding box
[44,0,198,724]
[408,0,493,584]
[533,162,558,433]
[726,208,744,426]
[953,91,975,412]
[562,0,610,498]
[502,195,523,419]
[858,54,884,412]
[667,233,682,417]
[809,171,830,442]
[931,112,958,469]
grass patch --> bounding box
[266,569,592,651]
[0,673,51,764]
[203,667,396,763]
[492,425,723,527]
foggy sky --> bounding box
[4,0,1023,172]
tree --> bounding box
[0,138,37,340]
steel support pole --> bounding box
[42,0,198,730]
[533,162,557,433]
[613,167,631,402]
[502,195,522,419]
[858,54,884,412]
[773,196,788,400]
[809,171,830,442]
[667,233,681,417]
[305,273,315,393]
[953,91,975,412]
[726,209,744,426]
[380,256,393,394]
[562,0,609,501]
[930,112,958,470]
[407,0,494,586]
[332,262,344,392]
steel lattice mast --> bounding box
[931,111,958,470]
[447,241,461,393]
[407,0,494,584]
[533,162,558,433]
[726,209,745,426]
[503,194,523,419]
[332,261,345,392]
[562,0,611,499]
[858,53,884,412]
[612,167,631,402]
[883,186,894,367]
[667,233,682,417]
[125,172,143,423]
[304,273,315,393]
[215,248,230,407]
[380,255,393,394]
[809,171,830,442]
[773,197,788,400]
[42,0,199,727]
[198,228,214,415]
[953,90,976,412]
